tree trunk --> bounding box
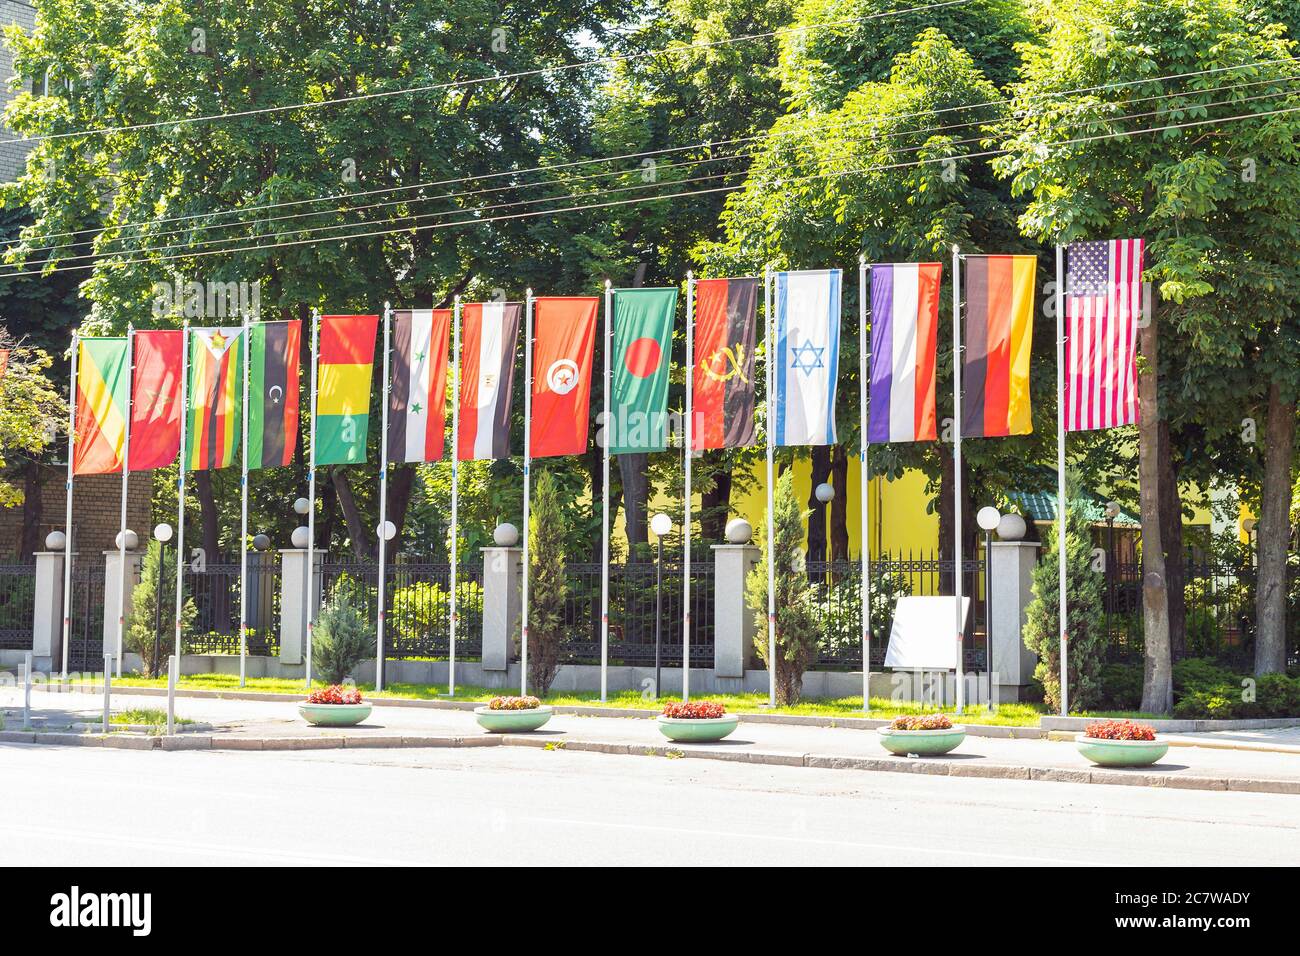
[20,461,44,559]
[1158,421,1186,661]
[698,457,732,543]
[1255,381,1296,675]
[937,451,954,592]
[807,445,832,578]
[1137,318,1172,714]
[618,452,650,560]
[387,465,416,551]
[830,444,850,560]
[331,468,373,558]
[317,471,338,554]
[192,470,231,633]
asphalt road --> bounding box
[3,741,1297,865]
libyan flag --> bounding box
[610,287,677,454]
[248,320,302,469]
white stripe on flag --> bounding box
[405,310,433,462]
[474,302,506,459]
[777,270,838,446]
[889,263,918,443]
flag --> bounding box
[129,330,184,471]
[458,302,522,460]
[388,309,451,463]
[774,269,841,447]
[610,287,677,454]
[0,349,9,383]
[530,296,598,458]
[962,255,1037,438]
[1066,239,1144,431]
[868,263,941,443]
[73,337,129,475]
[316,314,378,465]
[185,327,244,470]
[248,320,302,469]
[692,277,759,450]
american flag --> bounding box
[1065,238,1145,431]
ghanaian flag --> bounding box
[72,337,129,475]
[186,327,244,470]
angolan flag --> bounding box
[388,308,451,463]
[868,263,941,443]
[248,320,301,469]
[692,277,758,450]
[129,329,184,471]
[73,337,129,475]
[962,255,1036,438]
[1065,239,1144,431]
[458,302,522,460]
[186,327,244,470]
[610,287,677,454]
[530,296,598,458]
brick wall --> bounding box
[0,468,153,558]
[0,0,36,183]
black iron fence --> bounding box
[181,553,282,656]
[0,562,36,651]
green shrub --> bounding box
[312,574,375,684]
[1256,673,1300,716]
[1173,657,1235,695]
[1172,692,1237,720]
[1097,662,1143,711]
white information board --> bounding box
[883,595,971,670]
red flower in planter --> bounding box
[661,701,726,719]
[1084,719,1156,741]
[488,695,542,711]
[889,714,953,731]
[306,685,364,705]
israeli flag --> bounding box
[774,269,840,446]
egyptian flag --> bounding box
[248,320,302,469]
[962,255,1036,438]
[388,309,451,463]
[458,302,522,460]
[530,297,598,458]
[128,329,184,470]
[868,263,941,443]
[185,327,244,470]
[72,337,129,475]
[611,287,677,454]
[692,277,759,450]
[316,315,378,465]
[774,269,841,447]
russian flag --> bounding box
[774,269,840,447]
[868,263,941,444]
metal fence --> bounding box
[182,553,282,656]
[0,562,36,651]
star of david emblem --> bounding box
[789,339,825,376]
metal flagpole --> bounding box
[173,325,190,706]
[376,302,392,692]
[859,256,870,712]
[1055,244,1069,715]
[450,295,461,696]
[764,264,777,708]
[683,271,694,702]
[305,309,320,688]
[521,289,534,697]
[60,331,78,679]
[600,280,612,702]
[114,325,134,679]
[952,245,965,712]
[239,312,250,687]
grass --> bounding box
[109,707,194,727]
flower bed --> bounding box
[487,695,543,711]
[475,695,552,732]
[1076,719,1166,766]
[662,700,726,720]
[656,699,738,742]
[299,684,371,726]
[878,712,965,756]
[306,685,365,705]
[888,713,953,731]
[1083,719,1156,741]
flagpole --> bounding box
[376,302,392,692]
[450,296,462,697]
[306,309,319,688]
[952,244,965,712]
[764,263,777,708]
[115,325,134,680]
[60,331,78,679]
[239,312,250,688]
[522,289,534,697]
[859,257,870,713]
[173,324,190,691]
[683,271,694,702]
[600,279,612,702]
[1055,243,1069,716]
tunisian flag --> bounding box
[530,296,598,458]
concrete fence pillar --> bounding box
[480,546,522,672]
[31,551,65,671]
[989,539,1041,700]
[712,543,760,678]
[279,549,323,666]
[102,549,143,662]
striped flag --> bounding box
[458,302,522,460]
[0,349,9,383]
[774,269,840,447]
[186,327,244,470]
[248,320,301,469]
[962,255,1037,438]
[388,308,451,463]
[73,337,129,475]
[316,315,378,465]
[692,277,759,450]
[128,329,184,471]
[868,263,941,443]
[1065,239,1144,431]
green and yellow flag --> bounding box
[73,337,129,475]
[315,314,378,464]
[186,327,244,470]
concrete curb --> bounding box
[1044,728,1300,756]
[5,728,1298,796]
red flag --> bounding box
[0,349,9,383]
[130,330,185,471]
[530,297,598,458]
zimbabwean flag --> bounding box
[186,327,244,470]
[247,320,302,469]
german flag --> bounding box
[962,255,1037,438]
[248,320,301,469]
[186,327,244,470]
[72,337,129,475]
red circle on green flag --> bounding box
[625,337,662,378]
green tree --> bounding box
[312,574,374,684]
[0,328,64,514]
[523,470,567,695]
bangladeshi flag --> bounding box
[316,314,378,465]
[691,277,758,450]
[73,337,129,475]
[248,320,301,469]
[186,327,244,470]
[610,287,677,454]
[530,297,598,458]
[128,329,184,471]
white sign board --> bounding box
[884,595,971,670]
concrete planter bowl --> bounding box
[1076,734,1169,767]
[656,713,740,742]
[474,705,554,733]
[877,725,967,756]
[298,702,373,727]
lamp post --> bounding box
[1104,501,1120,643]
[976,506,1001,712]
[815,482,835,587]
[152,523,173,676]
[651,512,673,698]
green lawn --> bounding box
[110,707,194,727]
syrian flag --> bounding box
[458,302,522,460]
[530,296,599,458]
[773,269,840,446]
[611,287,677,454]
[868,263,941,443]
[692,277,759,450]
[388,309,451,463]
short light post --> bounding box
[815,482,835,587]
[152,522,173,676]
[976,506,1002,712]
[651,512,673,698]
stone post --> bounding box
[989,539,1041,700]
[31,551,65,672]
[279,549,322,666]
[712,543,760,678]
[102,549,143,662]
[480,546,522,672]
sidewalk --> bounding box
[4,686,1300,795]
